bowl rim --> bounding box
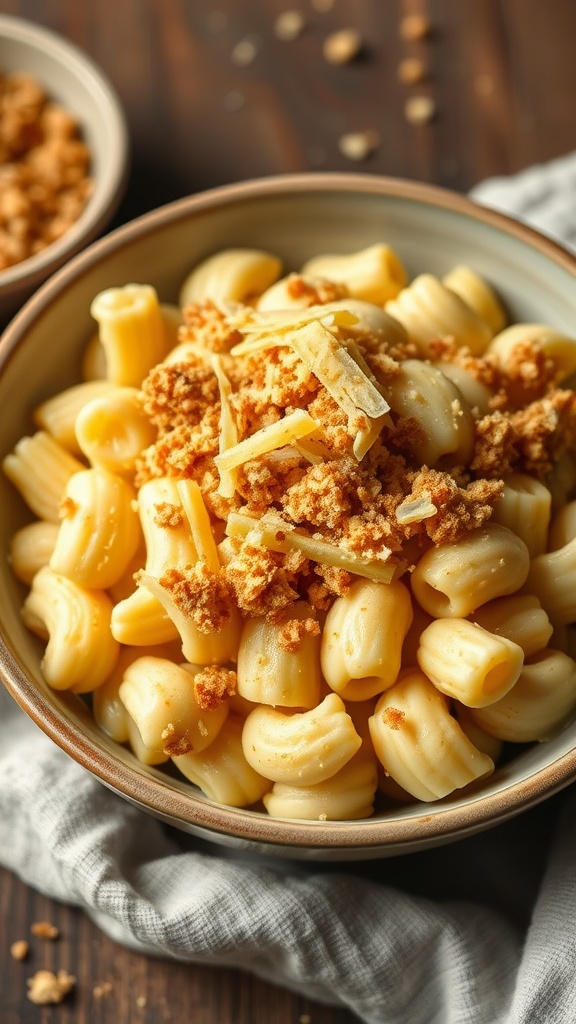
[0,13,130,297]
[3,170,576,854]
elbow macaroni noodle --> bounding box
[4,240,576,821]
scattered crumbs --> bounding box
[231,36,261,67]
[93,981,114,999]
[31,920,59,940]
[323,28,363,65]
[311,0,334,10]
[299,1015,312,1024]
[404,95,437,125]
[399,13,432,41]
[223,90,246,112]
[193,664,237,710]
[383,707,405,730]
[27,969,75,1005]
[318,813,328,821]
[397,55,427,85]
[474,73,495,97]
[274,10,306,41]
[10,939,29,961]
[136,994,148,1008]
[338,129,380,161]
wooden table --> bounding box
[1,0,576,1020]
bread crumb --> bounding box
[397,56,427,84]
[274,10,306,41]
[0,71,92,272]
[323,28,363,65]
[136,994,148,1008]
[399,13,432,41]
[93,981,114,998]
[27,969,75,1005]
[404,95,436,124]
[299,1015,312,1024]
[31,920,59,940]
[383,707,405,730]
[193,664,237,709]
[338,129,380,161]
[10,939,29,961]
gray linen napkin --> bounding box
[2,151,576,1023]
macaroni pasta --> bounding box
[4,242,576,822]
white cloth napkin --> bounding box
[3,152,576,1023]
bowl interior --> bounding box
[2,174,576,858]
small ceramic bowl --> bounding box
[0,15,129,323]
[2,173,576,860]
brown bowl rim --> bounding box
[2,171,576,853]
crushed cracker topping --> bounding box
[193,665,237,709]
[105,283,576,628]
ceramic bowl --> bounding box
[2,173,576,860]
[0,15,129,323]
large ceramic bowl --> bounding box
[2,173,576,860]
[0,15,129,323]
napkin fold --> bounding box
[3,150,576,1023]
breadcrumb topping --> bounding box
[154,561,235,633]
[193,665,237,709]
[132,293,576,623]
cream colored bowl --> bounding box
[0,15,129,323]
[2,173,576,859]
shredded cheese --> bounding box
[226,510,395,583]
[176,479,220,571]
[395,495,438,524]
[214,409,319,473]
[211,354,238,498]
[285,320,390,456]
[229,304,359,355]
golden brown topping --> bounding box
[160,723,193,756]
[141,361,219,432]
[224,542,302,618]
[405,468,503,545]
[383,707,406,730]
[128,293,576,621]
[193,665,237,709]
[286,273,348,305]
[179,299,243,353]
[153,501,184,528]
[58,496,78,519]
[158,562,235,632]
[277,614,321,653]
[0,72,92,270]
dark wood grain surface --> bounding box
[1,0,576,1019]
